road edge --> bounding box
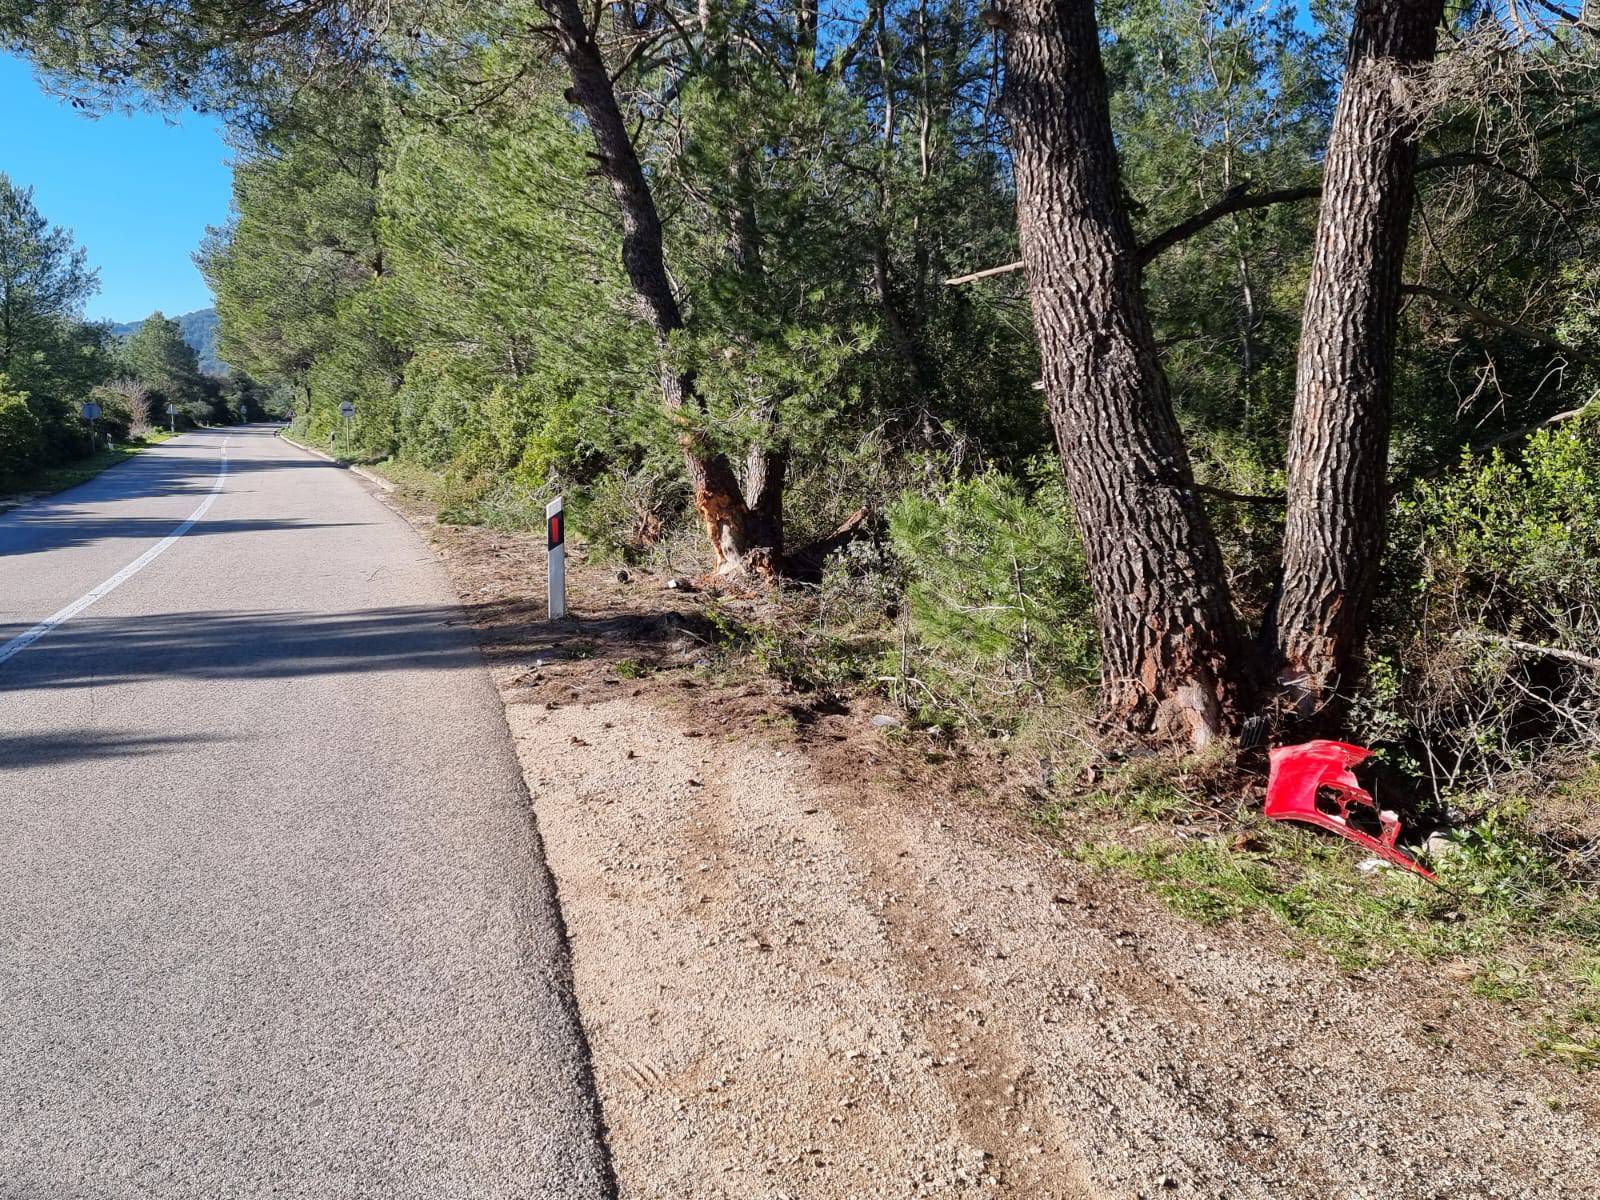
[0,432,181,514]
[275,429,397,493]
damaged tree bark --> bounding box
[1004,0,1254,747]
[543,0,765,576]
[1268,0,1444,716]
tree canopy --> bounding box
[7,0,1599,765]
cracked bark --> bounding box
[1004,0,1252,747]
[1268,0,1444,716]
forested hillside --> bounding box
[7,1,1598,957]
[109,307,224,376]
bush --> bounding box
[0,379,43,488]
[886,463,1098,726]
[1371,409,1600,796]
[91,378,148,441]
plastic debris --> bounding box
[1264,740,1436,880]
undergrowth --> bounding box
[1035,755,1600,1068]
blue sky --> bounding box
[0,51,231,323]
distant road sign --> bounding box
[81,402,102,421]
[339,401,355,418]
[166,403,178,415]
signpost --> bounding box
[339,400,355,449]
[81,401,102,451]
[546,496,566,620]
[166,402,178,433]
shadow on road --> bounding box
[0,730,236,771]
[0,448,364,555]
[0,515,367,554]
[0,607,483,693]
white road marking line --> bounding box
[0,439,230,669]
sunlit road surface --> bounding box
[0,428,613,1199]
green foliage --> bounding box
[121,312,205,408]
[0,376,42,488]
[888,465,1097,723]
[0,173,114,480]
[375,82,660,493]
[1367,410,1600,794]
[1404,411,1600,625]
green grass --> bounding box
[0,431,178,507]
[363,456,443,500]
[1036,764,1600,1066]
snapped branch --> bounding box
[1401,283,1596,364]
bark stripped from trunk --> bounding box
[544,0,760,575]
[1004,0,1252,747]
[1268,0,1443,715]
[743,431,786,569]
[726,159,788,573]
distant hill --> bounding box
[109,307,225,376]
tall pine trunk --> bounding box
[1268,0,1444,715]
[1005,0,1252,747]
[545,0,762,575]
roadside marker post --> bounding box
[546,496,566,620]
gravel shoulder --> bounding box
[386,497,1600,1200]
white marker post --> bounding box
[546,495,566,620]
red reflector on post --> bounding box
[548,512,563,550]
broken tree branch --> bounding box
[946,116,1600,288]
[943,260,1026,286]
[1401,283,1596,364]
[1390,403,1590,492]
[1464,403,1589,455]
[1454,629,1600,672]
[1149,469,1284,506]
[785,506,876,582]
[947,181,1324,282]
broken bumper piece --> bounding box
[1264,740,1436,881]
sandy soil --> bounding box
[397,505,1600,1200]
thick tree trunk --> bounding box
[1268,0,1443,716]
[743,433,786,568]
[725,150,790,574]
[1004,0,1252,748]
[544,0,759,574]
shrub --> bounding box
[94,378,152,437]
[887,463,1098,725]
[1373,409,1600,796]
[0,379,43,488]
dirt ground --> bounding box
[393,497,1600,1200]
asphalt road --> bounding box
[0,428,615,1199]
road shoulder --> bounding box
[371,493,1600,1200]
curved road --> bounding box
[0,428,614,1199]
